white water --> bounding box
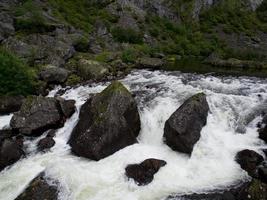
[0,70,267,200]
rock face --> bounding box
[15,173,58,200]
[10,96,75,136]
[235,149,264,177]
[0,96,24,115]
[163,93,209,154]
[39,65,69,84]
[0,137,24,171]
[125,158,167,186]
[69,81,141,160]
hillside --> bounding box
[1,0,267,95]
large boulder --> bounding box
[39,65,69,84]
[125,158,167,186]
[235,149,264,177]
[0,137,24,171]
[69,81,141,160]
[77,59,110,80]
[0,95,25,115]
[168,179,267,200]
[15,173,58,200]
[10,96,75,136]
[163,93,209,154]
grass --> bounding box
[0,49,36,96]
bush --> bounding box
[121,48,138,63]
[111,27,143,44]
[0,49,36,95]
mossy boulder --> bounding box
[136,57,165,69]
[164,93,209,155]
[15,173,58,200]
[39,65,70,84]
[69,81,141,160]
[76,59,110,80]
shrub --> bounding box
[111,27,143,44]
[0,49,36,95]
[121,48,138,63]
[74,37,89,52]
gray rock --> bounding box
[10,96,75,136]
[15,173,58,200]
[39,65,69,84]
[69,81,141,160]
[0,12,14,42]
[0,137,24,171]
[0,95,24,115]
[164,93,209,155]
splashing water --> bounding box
[0,70,267,200]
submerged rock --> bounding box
[15,173,59,200]
[163,93,209,154]
[235,149,264,177]
[69,81,141,160]
[0,95,24,115]
[0,137,24,171]
[125,158,167,186]
[10,96,75,136]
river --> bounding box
[0,69,267,200]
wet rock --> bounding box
[258,115,267,143]
[125,158,167,186]
[37,137,55,151]
[39,65,69,84]
[0,95,25,115]
[235,149,264,177]
[258,166,267,183]
[15,173,58,200]
[10,96,73,136]
[0,137,24,171]
[175,179,267,200]
[57,98,76,118]
[163,93,209,155]
[136,57,164,69]
[69,81,141,160]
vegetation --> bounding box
[47,0,118,33]
[111,27,143,44]
[0,49,36,96]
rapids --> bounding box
[0,69,267,200]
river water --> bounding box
[0,69,267,200]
